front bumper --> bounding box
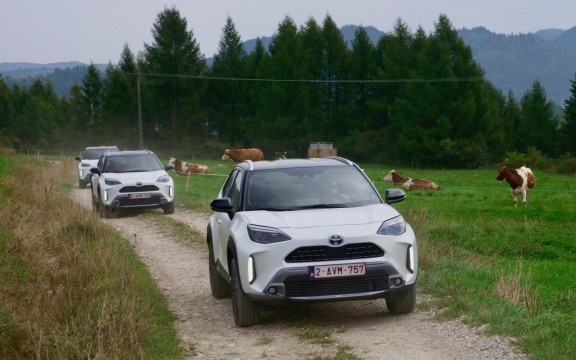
[247,261,412,304]
[108,192,173,210]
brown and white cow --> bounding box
[221,148,264,164]
[496,165,535,207]
[168,157,211,175]
[383,170,442,191]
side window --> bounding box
[228,171,245,211]
[97,155,106,172]
[221,170,239,198]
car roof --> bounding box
[104,150,154,157]
[238,156,355,172]
[85,146,119,150]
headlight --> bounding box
[81,162,91,167]
[247,224,291,244]
[105,178,121,185]
[157,175,171,183]
[377,215,406,236]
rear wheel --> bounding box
[230,258,259,327]
[386,285,416,314]
[208,236,231,299]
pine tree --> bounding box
[142,6,206,137]
[561,74,576,153]
[209,16,248,144]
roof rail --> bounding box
[244,159,254,171]
[322,155,353,165]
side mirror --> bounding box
[385,188,406,204]
[210,197,235,218]
[165,164,175,171]
[75,156,81,161]
[90,168,100,175]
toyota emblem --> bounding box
[328,234,344,246]
[136,182,143,187]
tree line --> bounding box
[1,7,576,170]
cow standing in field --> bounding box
[169,157,211,175]
[496,166,535,207]
[383,170,442,191]
[221,148,264,164]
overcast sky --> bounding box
[2,0,575,64]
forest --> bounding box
[1,7,576,170]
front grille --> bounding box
[284,273,389,297]
[120,185,159,193]
[285,243,384,263]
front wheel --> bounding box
[230,258,260,327]
[386,285,416,314]
[163,202,175,214]
[208,237,231,299]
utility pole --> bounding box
[137,74,143,149]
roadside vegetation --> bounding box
[0,152,185,359]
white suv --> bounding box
[90,150,175,218]
[208,156,417,327]
[75,146,119,188]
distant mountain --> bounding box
[533,28,566,42]
[458,26,576,105]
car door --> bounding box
[90,155,105,200]
[214,169,245,270]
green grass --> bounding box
[0,154,185,359]
[364,165,576,359]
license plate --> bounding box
[129,193,151,199]
[309,262,366,279]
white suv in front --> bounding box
[90,150,175,218]
[207,156,417,327]
[75,146,119,188]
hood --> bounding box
[242,204,400,229]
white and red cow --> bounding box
[383,170,442,191]
[168,157,211,175]
[496,166,535,207]
[221,148,264,164]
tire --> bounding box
[230,258,260,327]
[386,285,416,314]
[208,237,231,299]
[163,201,175,214]
[78,179,85,188]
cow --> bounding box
[496,165,535,207]
[383,170,442,191]
[168,157,211,175]
[221,148,264,164]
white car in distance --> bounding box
[90,150,175,218]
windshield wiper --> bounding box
[291,203,348,210]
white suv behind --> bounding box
[208,156,417,327]
[75,146,119,188]
[90,150,175,218]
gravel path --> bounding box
[70,187,526,360]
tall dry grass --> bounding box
[0,157,181,359]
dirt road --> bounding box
[70,188,526,360]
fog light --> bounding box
[394,278,403,286]
[268,287,276,294]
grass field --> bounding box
[169,158,576,359]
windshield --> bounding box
[104,154,162,173]
[245,166,381,211]
[83,147,117,160]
